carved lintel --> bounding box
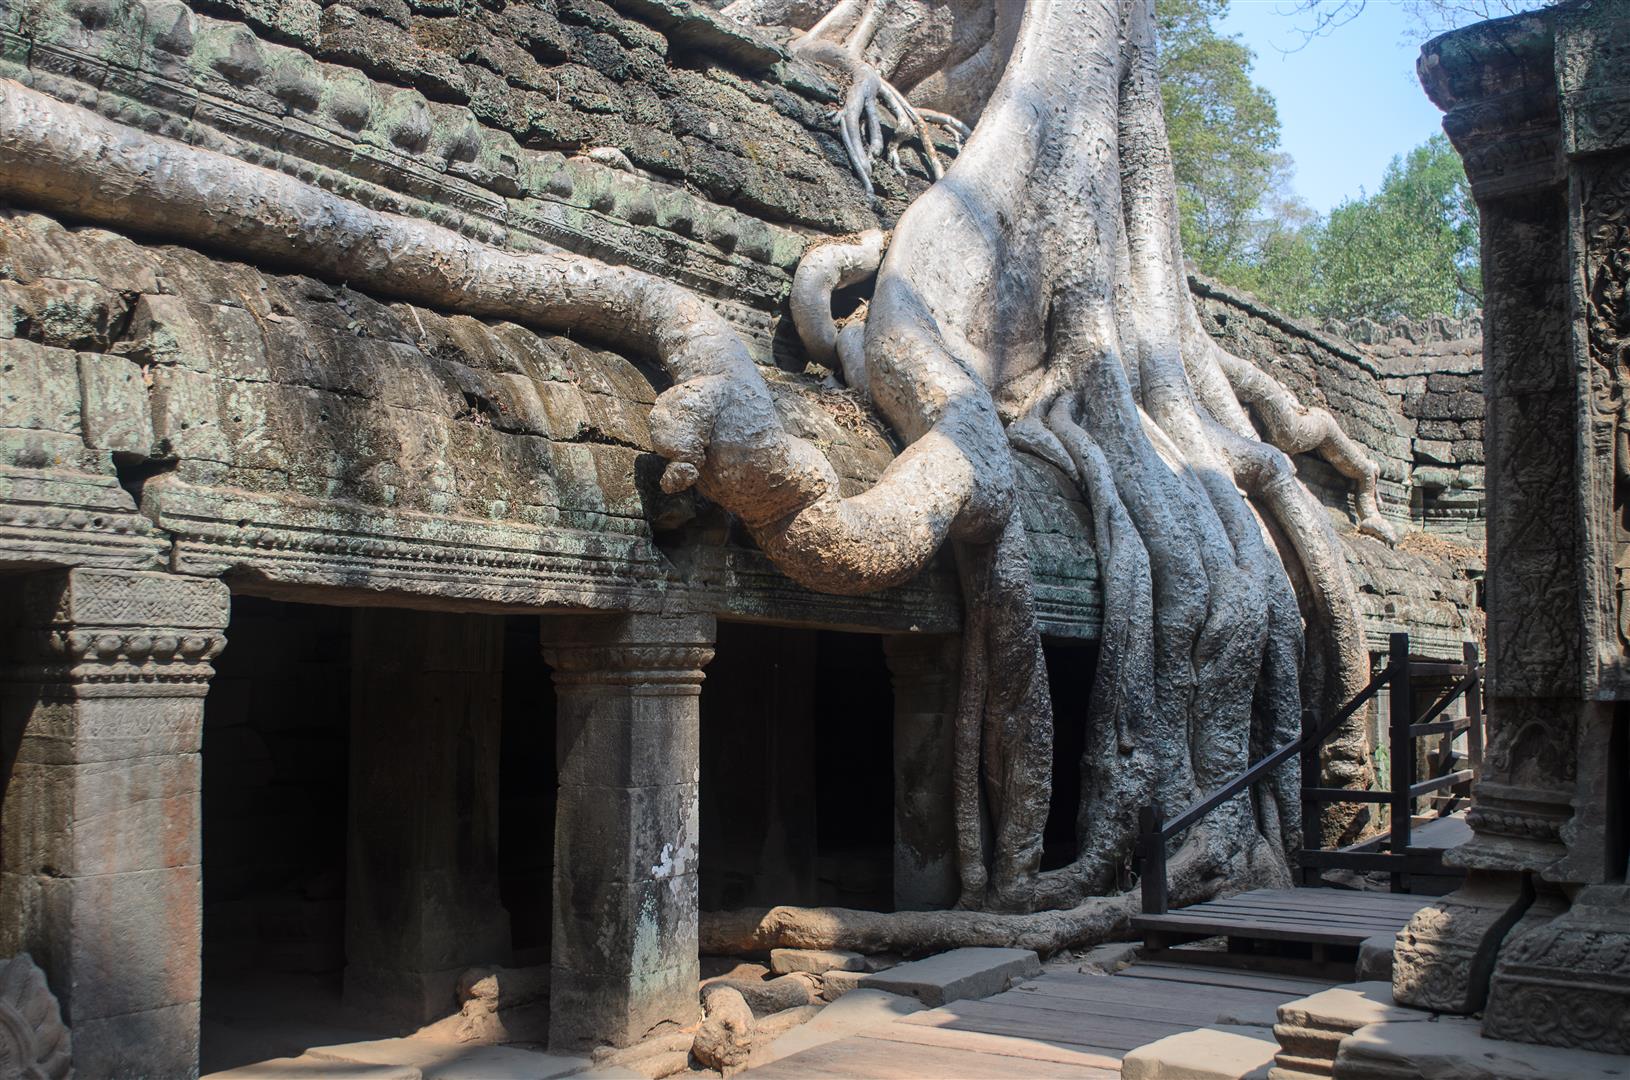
[1484,883,1630,1053]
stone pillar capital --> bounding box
[5,568,229,699]
[539,612,715,692]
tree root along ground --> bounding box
[0,0,1386,949]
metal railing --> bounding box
[1138,632,1483,914]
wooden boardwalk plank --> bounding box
[745,1031,1119,1078]
[1133,913,1378,946]
[1113,962,1334,995]
[857,1024,1125,1071]
[900,999,1208,1052]
[1010,981,1290,1025]
[1233,889,1427,912]
[1195,892,1422,915]
[1183,905,1410,931]
[1191,904,1416,924]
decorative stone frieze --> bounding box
[1484,883,1630,1053]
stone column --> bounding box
[884,633,959,911]
[540,612,714,1051]
[0,568,228,1079]
[345,609,511,1024]
[1401,25,1575,1015]
[1402,6,1630,1043]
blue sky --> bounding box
[1215,1,1457,215]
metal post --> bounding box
[1389,632,1413,893]
[1464,640,1483,773]
[1299,706,1321,886]
[1139,802,1168,915]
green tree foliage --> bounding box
[1310,134,1480,321]
[1157,0,1284,279]
[1156,2,1482,322]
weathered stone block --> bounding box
[69,1000,200,1080]
[32,865,202,1022]
[553,872,699,977]
[858,947,1041,1007]
[770,948,867,976]
[554,701,701,788]
[151,365,228,462]
[77,352,154,455]
[1122,1026,1278,1080]
[1332,1015,1630,1079]
[3,755,200,878]
[0,339,82,435]
[550,962,700,1050]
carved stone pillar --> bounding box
[0,568,228,1079]
[540,612,714,1051]
[1403,4,1630,1048]
[1484,882,1630,1051]
[344,609,511,1024]
[1402,11,1575,1018]
[883,633,959,911]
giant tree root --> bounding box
[702,894,1142,957]
[701,842,1255,957]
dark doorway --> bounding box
[499,615,556,965]
[700,624,894,916]
[1041,641,1097,871]
[812,630,894,909]
[200,596,373,1071]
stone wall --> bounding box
[1193,277,1485,656]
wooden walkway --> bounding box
[1132,887,1429,970]
[745,961,1337,1078]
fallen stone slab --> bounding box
[858,947,1042,1007]
[1121,1025,1278,1080]
[1333,1015,1630,1079]
[753,988,926,1067]
[204,1056,420,1079]
[1077,940,1141,975]
[308,1038,590,1080]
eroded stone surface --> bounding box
[1121,1025,1278,1080]
[1332,1015,1630,1079]
[857,947,1041,1007]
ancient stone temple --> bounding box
[0,0,1492,1076]
[1392,0,1630,1058]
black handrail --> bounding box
[1138,632,1483,913]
